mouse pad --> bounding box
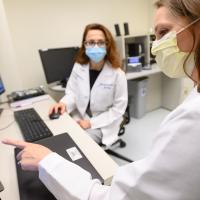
[14,133,103,200]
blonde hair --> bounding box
[155,0,200,91]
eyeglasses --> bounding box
[84,40,107,48]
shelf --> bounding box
[126,63,161,80]
[49,85,65,92]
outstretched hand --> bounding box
[2,139,52,171]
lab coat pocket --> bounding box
[93,83,114,110]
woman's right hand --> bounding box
[49,102,66,115]
[2,139,52,171]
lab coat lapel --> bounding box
[83,63,90,98]
[78,63,90,116]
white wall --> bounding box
[0,0,22,99]
[2,0,154,92]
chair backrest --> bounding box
[118,105,130,136]
[103,105,133,162]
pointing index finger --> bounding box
[2,138,29,149]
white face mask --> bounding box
[151,18,200,78]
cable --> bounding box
[0,120,15,131]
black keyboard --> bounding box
[14,108,53,142]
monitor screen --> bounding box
[39,47,79,85]
[0,76,5,95]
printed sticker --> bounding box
[66,147,82,161]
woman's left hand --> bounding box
[77,120,91,129]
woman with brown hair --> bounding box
[3,1,200,199]
[49,23,128,146]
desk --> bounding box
[49,64,181,112]
[49,64,161,91]
[49,63,184,116]
[126,64,184,111]
[0,95,118,200]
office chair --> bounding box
[100,106,133,163]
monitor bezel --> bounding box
[0,76,5,95]
[39,46,79,86]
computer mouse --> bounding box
[49,109,61,120]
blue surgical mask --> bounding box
[85,47,107,63]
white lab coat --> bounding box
[60,62,128,146]
[39,86,200,200]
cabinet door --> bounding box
[161,74,183,110]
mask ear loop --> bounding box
[177,17,200,35]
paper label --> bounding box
[66,147,82,161]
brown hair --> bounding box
[75,23,122,68]
[154,0,200,91]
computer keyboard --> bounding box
[14,108,53,142]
